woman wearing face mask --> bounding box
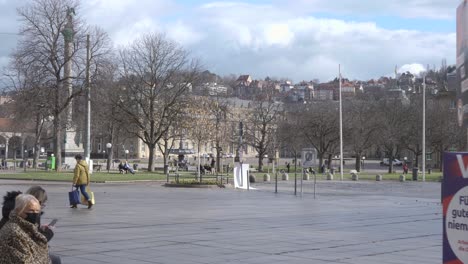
[26,186,54,241]
[0,194,50,264]
[26,186,62,264]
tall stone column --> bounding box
[4,138,8,159]
[61,7,83,168]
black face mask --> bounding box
[25,212,40,225]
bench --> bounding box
[166,173,229,184]
[93,164,102,172]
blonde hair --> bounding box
[10,194,39,217]
[25,186,48,205]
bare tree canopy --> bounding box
[117,32,201,171]
[244,94,282,172]
[10,0,113,170]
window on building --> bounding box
[426,153,432,161]
[449,100,456,109]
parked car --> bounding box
[380,158,403,166]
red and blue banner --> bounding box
[443,152,468,264]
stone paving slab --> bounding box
[0,179,441,264]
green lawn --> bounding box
[0,171,168,182]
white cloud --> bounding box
[0,0,458,84]
[398,64,427,76]
[263,24,294,46]
[182,2,455,81]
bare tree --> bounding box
[15,0,112,170]
[427,95,465,171]
[374,98,407,173]
[207,96,230,173]
[117,33,200,172]
[342,99,380,172]
[400,95,423,168]
[90,61,121,171]
[300,101,340,171]
[278,106,306,175]
[157,128,178,174]
[186,96,215,180]
[4,57,51,169]
[244,94,282,172]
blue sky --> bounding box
[312,14,455,33]
[0,0,462,82]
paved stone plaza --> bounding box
[0,180,441,264]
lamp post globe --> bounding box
[125,150,129,160]
[106,143,112,173]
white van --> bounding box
[380,158,403,166]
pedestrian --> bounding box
[0,194,50,264]
[321,163,325,174]
[25,186,62,264]
[71,154,92,209]
[403,163,408,174]
[211,158,216,169]
[286,162,290,173]
[0,190,22,229]
[26,186,54,240]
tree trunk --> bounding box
[355,155,361,172]
[163,147,169,175]
[33,113,42,169]
[258,157,263,172]
[388,156,394,173]
[318,154,324,172]
[197,144,201,181]
[148,144,155,172]
[216,145,221,173]
[33,144,40,169]
[439,149,444,172]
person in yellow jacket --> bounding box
[71,154,92,209]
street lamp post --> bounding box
[125,149,129,161]
[106,143,112,173]
[24,150,28,172]
[361,156,366,170]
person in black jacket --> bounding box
[0,190,22,229]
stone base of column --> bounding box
[63,129,84,169]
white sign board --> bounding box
[302,148,317,168]
[234,163,250,189]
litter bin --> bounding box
[133,164,138,171]
[47,156,56,170]
[412,167,418,181]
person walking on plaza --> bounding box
[403,163,409,174]
[71,154,92,209]
[286,162,290,173]
[0,194,50,264]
